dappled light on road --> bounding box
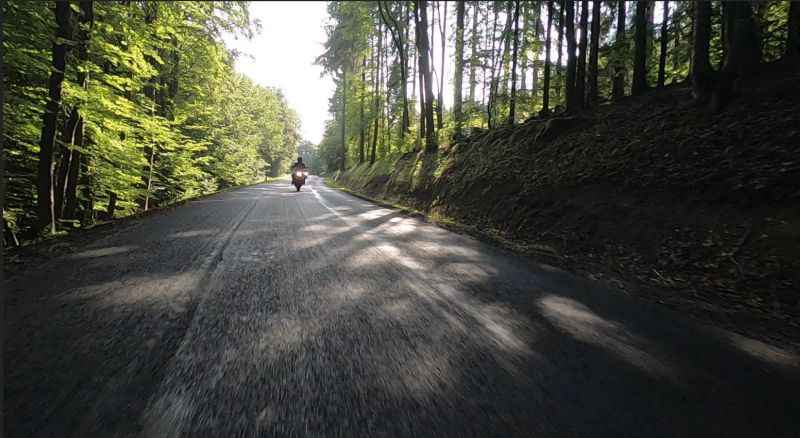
[537,294,677,378]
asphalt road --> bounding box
[4,176,800,437]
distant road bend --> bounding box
[5,176,800,437]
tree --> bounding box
[587,0,601,102]
[612,0,627,101]
[542,0,554,115]
[378,1,410,136]
[454,0,466,130]
[576,1,589,107]
[691,1,714,102]
[36,1,72,233]
[469,0,479,102]
[371,20,383,165]
[508,0,521,124]
[565,0,578,112]
[632,1,650,95]
[658,1,670,88]
[414,0,436,150]
[436,0,448,130]
[359,57,367,164]
[788,1,800,65]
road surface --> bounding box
[5,176,800,437]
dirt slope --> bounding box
[335,73,800,343]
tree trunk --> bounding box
[359,57,366,164]
[54,109,80,217]
[436,0,447,130]
[469,0,479,102]
[788,1,799,65]
[690,1,714,102]
[565,0,578,112]
[612,0,627,100]
[454,0,466,130]
[341,70,347,171]
[508,0,521,125]
[722,1,760,79]
[78,150,93,222]
[488,3,501,128]
[542,0,553,115]
[576,0,589,107]
[143,145,156,211]
[632,1,649,95]
[378,1,410,136]
[416,0,436,151]
[556,1,564,103]
[531,10,541,107]
[520,2,528,98]
[63,1,94,221]
[104,192,117,221]
[500,0,514,97]
[657,1,669,87]
[371,23,383,165]
[36,1,72,233]
[4,218,20,248]
[587,0,601,102]
[63,120,83,220]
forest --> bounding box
[314,1,798,171]
[3,1,302,243]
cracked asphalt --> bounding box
[4,176,800,437]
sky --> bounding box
[221,1,335,145]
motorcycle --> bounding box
[292,169,309,191]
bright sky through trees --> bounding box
[222,1,335,144]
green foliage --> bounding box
[3,1,301,238]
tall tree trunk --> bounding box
[632,1,649,94]
[36,1,72,233]
[722,1,761,78]
[436,0,447,130]
[78,153,93,222]
[488,3,501,128]
[556,1,564,103]
[576,0,589,107]
[714,1,760,108]
[690,1,714,102]
[341,70,347,171]
[54,109,80,217]
[359,57,366,164]
[415,0,436,151]
[454,0,466,130]
[542,0,553,115]
[657,1,670,87]
[500,0,514,97]
[587,0,601,102]
[612,0,627,100]
[564,0,577,112]
[65,1,94,221]
[63,121,83,219]
[508,0,521,125]
[371,23,383,165]
[530,8,542,109]
[520,2,528,98]
[378,1,409,136]
[788,1,799,65]
[469,0,479,102]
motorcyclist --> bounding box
[290,157,308,183]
